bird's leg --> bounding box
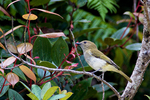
[91,68,102,74]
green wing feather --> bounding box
[90,49,120,69]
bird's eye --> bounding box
[84,41,87,44]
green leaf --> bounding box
[49,94,66,100]
[74,28,102,38]
[19,81,31,92]
[51,37,69,66]
[0,76,9,97]
[27,93,39,100]
[124,11,135,19]
[111,27,130,39]
[68,78,93,100]
[13,0,27,15]
[37,61,57,68]
[145,95,150,99]
[37,68,51,79]
[30,0,50,7]
[92,82,117,92]
[33,37,52,62]
[77,0,87,7]
[41,82,51,99]
[13,67,27,81]
[114,48,123,67]
[31,85,41,100]
[43,86,59,100]
[8,89,24,100]
[126,43,142,51]
[83,87,97,100]
[104,37,122,46]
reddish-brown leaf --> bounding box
[19,65,36,83]
[32,8,63,19]
[35,32,66,38]
[0,6,11,17]
[0,43,6,51]
[6,0,20,9]
[0,25,24,39]
[17,43,33,54]
[0,56,16,68]
[6,72,19,88]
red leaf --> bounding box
[6,72,19,88]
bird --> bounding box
[76,40,132,83]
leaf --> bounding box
[111,27,130,39]
[33,37,52,62]
[0,43,6,51]
[8,89,24,100]
[74,28,102,38]
[35,32,66,38]
[19,81,31,92]
[24,54,36,65]
[32,8,63,19]
[114,48,123,67]
[0,76,9,97]
[41,82,51,99]
[30,0,50,7]
[145,95,150,99]
[0,25,24,39]
[6,0,20,9]
[8,43,33,54]
[92,82,116,92]
[37,61,56,68]
[19,65,36,83]
[27,93,39,100]
[0,6,11,17]
[12,67,27,81]
[104,37,122,45]
[22,14,38,20]
[51,37,69,66]
[124,11,135,19]
[60,92,73,100]
[37,68,51,79]
[0,56,16,68]
[49,94,66,100]
[31,85,41,100]
[17,43,33,54]
[6,72,19,88]
[0,68,4,75]
[68,78,93,100]
[43,86,59,100]
[126,43,142,51]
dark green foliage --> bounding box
[33,37,52,62]
[51,37,69,66]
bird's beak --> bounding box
[76,42,81,45]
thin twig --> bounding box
[69,29,85,71]
[11,17,20,57]
[101,72,105,100]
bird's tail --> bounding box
[116,70,132,83]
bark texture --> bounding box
[121,0,150,99]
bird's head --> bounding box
[76,40,97,52]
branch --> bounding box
[121,1,150,99]
[5,44,120,98]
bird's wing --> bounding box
[90,49,120,69]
